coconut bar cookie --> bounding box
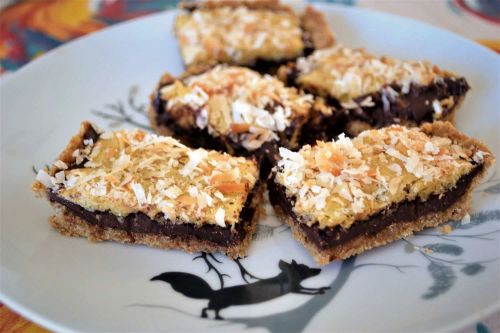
[278,46,470,141]
[32,122,262,258]
[269,122,493,265]
[175,0,334,72]
[150,65,315,157]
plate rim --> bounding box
[1,3,499,89]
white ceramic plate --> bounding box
[1,4,499,332]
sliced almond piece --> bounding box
[216,182,247,194]
[211,171,237,185]
[178,194,197,205]
[230,123,251,133]
[208,94,232,135]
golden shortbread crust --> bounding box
[48,182,263,259]
[32,122,264,258]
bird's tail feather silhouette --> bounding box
[151,272,214,299]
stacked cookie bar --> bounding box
[34,0,494,265]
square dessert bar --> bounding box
[269,122,494,265]
[278,46,470,141]
[149,65,315,157]
[32,122,263,258]
[175,0,335,71]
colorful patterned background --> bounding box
[0,0,179,73]
[0,0,499,74]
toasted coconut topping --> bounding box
[275,125,487,229]
[294,45,458,103]
[160,65,313,150]
[175,5,303,66]
[45,130,258,227]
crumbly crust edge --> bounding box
[421,121,494,166]
[274,187,472,265]
[32,121,97,197]
[47,180,264,259]
[300,6,335,49]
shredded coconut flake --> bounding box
[279,147,305,166]
[181,149,207,176]
[472,150,485,164]
[64,175,78,189]
[386,148,408,162]
[432,99,443,116]
[312,188,329,210]
[54,160,68,170]
[461,213,471,225]
[252,32,267,49]
[424,141,440,155]
[215,208,226,227]
[164,186,182,199]
[90,180,107,197]
[405,152,424,177]
[113,151,131,171]
[299,185,309,198]
[131,183,147,206]
[359,96,375,107]
[214,191,225,200]
[36,169,54,188]
[54,171,66,184]
[188,186,199,197]
[388,163,402,176]
[203,192,213,207]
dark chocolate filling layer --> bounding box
[68,126,101,170]
[284,66,469,143]
[48,180,260,247]
[268,165,481,250]
[286,71,468,125]
[349,78,469,126]
[153,97,231,153]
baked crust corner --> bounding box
[301,5,335,49]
